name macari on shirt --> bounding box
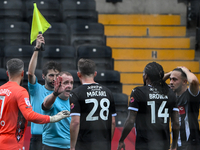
[87,91,107,97]
[149,93,168,99]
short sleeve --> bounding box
[128,88,142,111]
[69,91,81,116]
[28,77,39,96]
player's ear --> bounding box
[6,71,9,77]
[42,74,45,79]
[94,71,97,77]
[21,70,24,77]
[77,71,81,78]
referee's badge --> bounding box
[71,103,74,109]
[24,98,31,106]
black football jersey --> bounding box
[129,85,178,150]
[177,89,200,147]
[69,83,116,150]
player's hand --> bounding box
[35,34,45,49]
[117,142,125,150]
[53,76,64,96]
[49,110,70,123]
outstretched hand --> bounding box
[50,110,70,123]
[53,76,64,96]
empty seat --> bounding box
[62,11,98,27]
[0,22,30,46]
[3,45,34,70]
[0,48,3,68]
[25,0,61,24]
[77,45,112,58]
[94,70,122,92]
[0,0,23,21]
[113,92,128,110]
[0,68,8,86]
[61,0,96,11]
[115,107,128,127]
[42,22,70,45]
[70,23,106,48]
[42,45,76,70]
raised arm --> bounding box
[180,67,199,95]
[28,34,45,84]
[117,110,137,150]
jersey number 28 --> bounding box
[85,98,110,121]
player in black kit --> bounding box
[69,58,117,150]
[164,66,200,150]
[117,62,180,150]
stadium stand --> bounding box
[0,22,30,46]
[41,45,76,70]
[70,22,106,48]
[0,0,23,22]
[0,68,7,86]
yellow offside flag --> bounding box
[30,3,51,44]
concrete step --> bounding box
[104,25,186,37]
[107,37,190,48]
[112,49,195,60]
[114,60,199,72]
[120,72,200,84]
[99,14,181,25]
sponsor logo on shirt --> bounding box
[24,98,31,106]
[71,103,74,109]
[130,97,134,103]
[178,106,185,115]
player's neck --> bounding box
[81,77,96,84]
[9,77,22,85]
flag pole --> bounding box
[33,3,45,51]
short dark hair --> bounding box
[144,62,169,94]
[78,58,96,76]
[6,58,24,76]
[42,61,61,76]
[173,68,187,79]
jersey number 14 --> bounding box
[147,101,169,124]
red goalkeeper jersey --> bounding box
[0,81,50,150]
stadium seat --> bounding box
[113,92,128,110]
[0,48,3,68]
[42,45,76,70]
[42,22,70,45]
[70,23,106,48]
[77,45,112,58]
[94,70,122,92]
[0,22,30,46]
[3,45,34,70]
[0,68,8,86]
[0,0,23,21]
[113,92,129,127]
[60,0,96,11]
[25,0,61,24]
[62,11,98,27]
[115,107,129,127]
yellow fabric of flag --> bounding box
[30,3,51,44]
